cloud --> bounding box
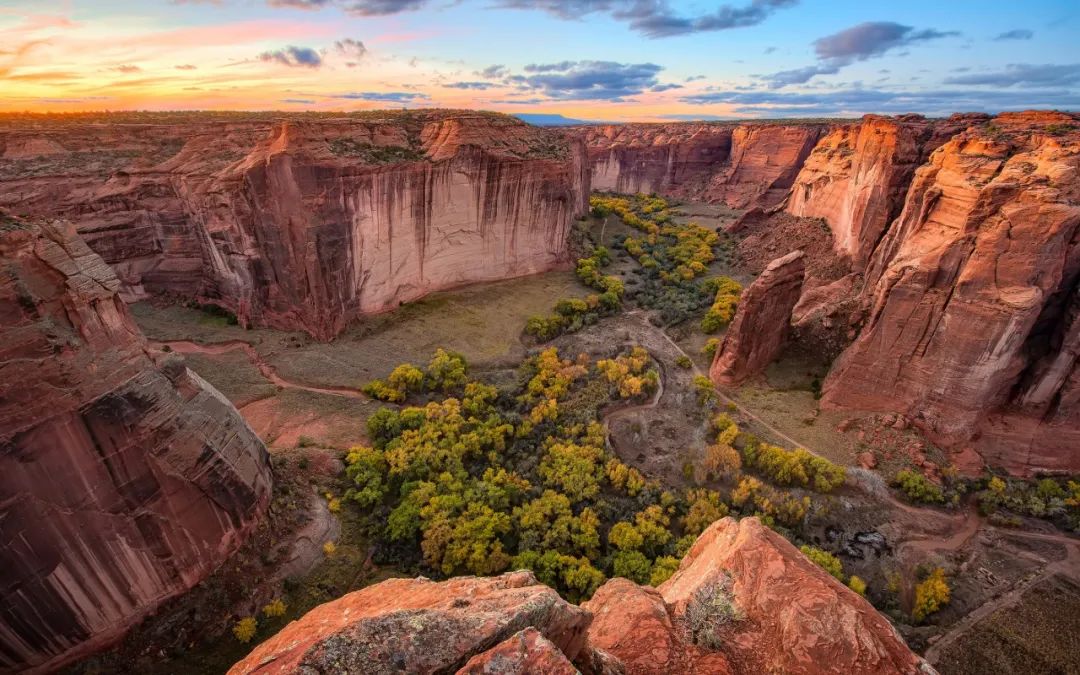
[764,46,776,54]
[685,74,706,82]
[258,45,323,67]
[479,65,508,79]
[333,38,367,60]
[943,63,1080,87]
[268,0,429,15]
[994,29,1033,41]
[328,91,430,102]
[503,60,663,100]
[658,113,730,120]
[282,98,316,103]
[678,86,1080,116]
[761,21,958,88]
[497,0,796,38]
[650,83,683,92]
[112,64,142,73]
[445,81,499,89]
[175,64,198,70]
[266,0,796,36]
[813,22,958,61]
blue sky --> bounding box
[2,0,1078,119]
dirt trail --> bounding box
[154,339,369,400]
[924,536,1080,664]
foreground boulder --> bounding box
[711,250,806,385]
[228,572,590,674]
[655,518,929,675]
[230,518,928,675]
[0,217,272,673]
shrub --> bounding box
[912,568,950,622]
[800,545,844,581]
[701,277,742,333]
[848,575,867,596]
[676,355,693,369]
[612,550,653,584]
[232,617,257,643]
[262,599,287,618]
[694,375,718,407]
[685,576,743,650]
[893,469,945,504]
[701,337,721,357]
[740,441,846,493]
[322,541,337,556]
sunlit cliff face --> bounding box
[2,1,1077,120]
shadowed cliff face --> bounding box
[822,112,1080,475]
[228,518,930,675]
[0,112,588,340]
[574,122,824,209]
[0,218,272,673]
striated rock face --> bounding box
[784,114,990,268]
[707,123,824,209]
[574,123,734,195]
[822,112,1080,475]
[0,217,272,673]
[230,518,927,675]
[711,251,806,385]
[0,111,588,340]
[785,115,973,267]
[574,122,824,209]
[227,571,590,675]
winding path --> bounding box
[153,339,369,400]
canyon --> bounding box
[578,111,1079,475]
[0,217,272,673]
[1,109,1078,674]
[0,111,588,340]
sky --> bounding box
[1,0,1078,120]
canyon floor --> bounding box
[72,199,1080,675]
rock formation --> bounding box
[230,518,929,675]
[0,111,588,340]
[574,122,824,209]
[822,112,1080,475]
[0,216,272,673]
[708,123,824,209]
[575,123,734,196]
[785,114,981,267]
[711,251,806,385]
[227,571,591,675]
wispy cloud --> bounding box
[943,63,1080,87]
[994,29,1033,41]
[258,45,323,67]
[483,60,666,101]
[761,21,959,88]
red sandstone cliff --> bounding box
[0,111,588,340]
[0,216,273,673]
[574,122,824,209]
[711,250,806,385]
[785,114,986,267]
[822,112,1080,475]
[575,123,734,195]
[230,517,928,675]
